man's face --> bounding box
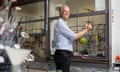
[61,6,70,20]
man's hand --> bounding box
[85,23,93,30]
[75,22,93,40]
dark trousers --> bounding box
[54,50,72,72]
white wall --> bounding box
[50,0,66,17]
[67,0,105,27]
[21,2,44,19]
[67,0,95,14]
[111,0,120,63]
[16,2,45,33]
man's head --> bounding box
[60,5,70,20]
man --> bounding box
[54,5,92,72]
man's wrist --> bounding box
[84,28,89,31]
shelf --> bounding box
[49,10,108,20]
[13,0,44,6]
[29,33,46,37]
[48,55,108,64]
[18,10,108,24]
